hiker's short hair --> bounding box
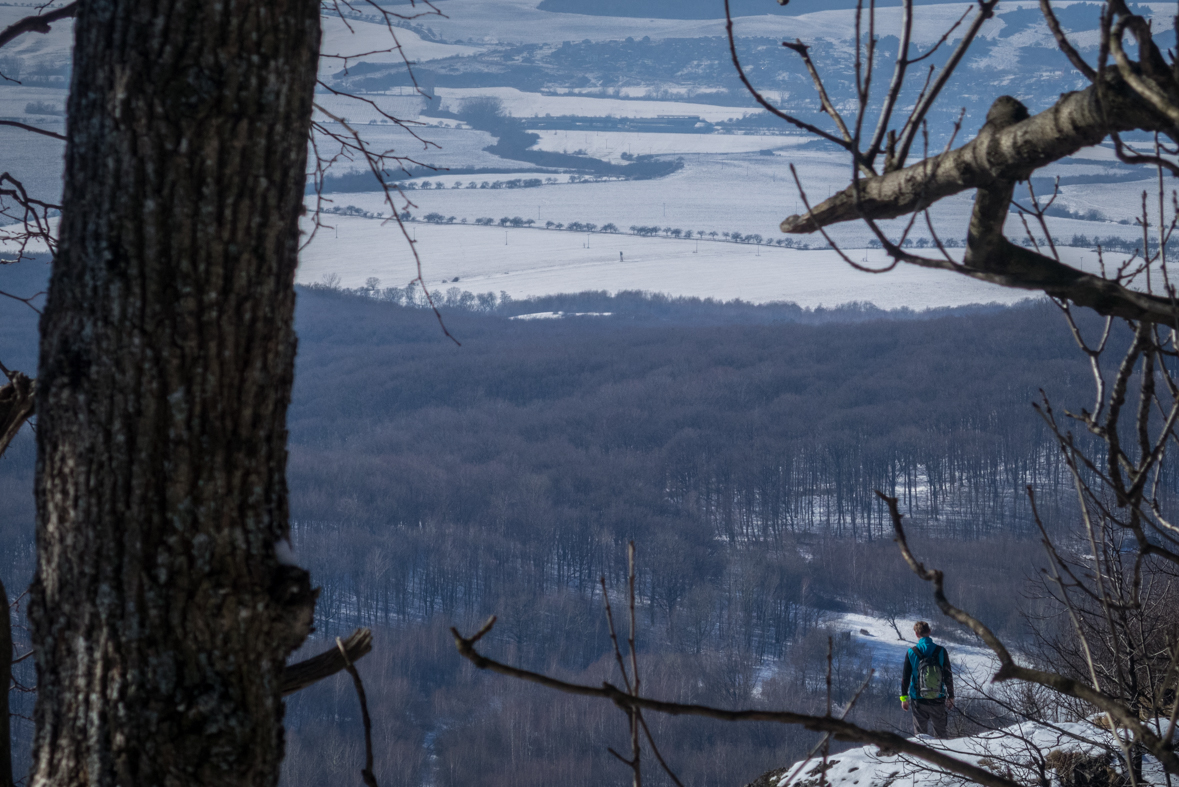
[913,621,931,637]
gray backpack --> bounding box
[915,646,945,699]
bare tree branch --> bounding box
[781,40,856,151]
[335,635,379,787]
[893,0,1000,169]
[0,121,65,142]
[0,2,76,53]
[723,0,852,153]
[0,371,34,460]
[281,627,373,696]
[1039,0,1097,80]
[782,77,1165,236]
[451,618,1024,787]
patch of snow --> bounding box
[436,86,756,123]
[527,128,807,163]
[510,311,612,319]
[822,613,1001,697]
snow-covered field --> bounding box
[0,85,68,119]
[0,4,72,69]
[312,94,434,125]
[4,0,1165,312]
[0,126,63,207]
[313,149,1151,246]
[295,217,1115,309]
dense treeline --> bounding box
[290,289,1101,548]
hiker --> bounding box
[900,621,955,738]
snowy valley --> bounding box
[2,1,1178,786]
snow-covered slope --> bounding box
[820,613,999,696]
[762,720,1170,787]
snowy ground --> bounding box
[765,610,1173,787]
[820,613,999,697]
[773,719,1170,787]
[294,217,1126,310]
[4,0,1166,313]
[0,4,72,70]
[0,85,68,119]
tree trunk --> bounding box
[30,1,320,786]
[1,576,12,787]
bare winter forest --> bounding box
[2,272,1138,786]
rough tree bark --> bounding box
[29,1,321,786]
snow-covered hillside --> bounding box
[820,614,999,695]
[751,614,1171,787]
[761,720,1170,787]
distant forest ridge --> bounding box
[537,0,970,19]
[288,289,1123,550]
[305,280,1027,325]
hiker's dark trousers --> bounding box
[911,699,948,738]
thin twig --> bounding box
[724,0,852,151]
[336,635,379,787]
[0,120,65,141]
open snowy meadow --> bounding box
[295,216,1120,310]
